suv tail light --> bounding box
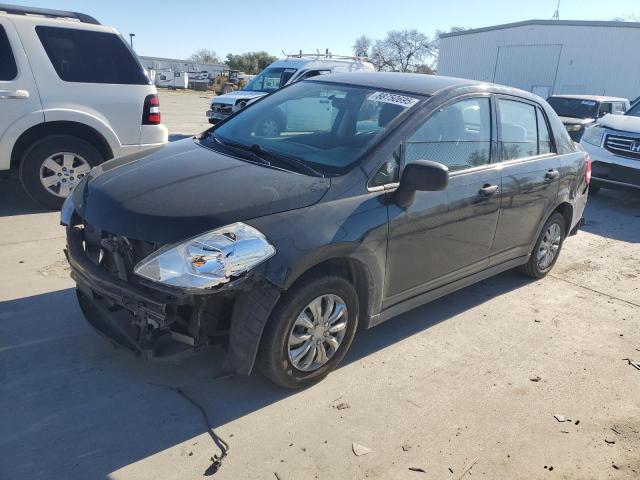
[142,94,161,125]
[585,153,592,185]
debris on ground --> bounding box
[274,472,283,480]
[554,414,567,422]
[605,436,616,445]
[544,465,554,471]
[352,443,372,456]
[408,467,426,473]
[612,464,620,470]
[402,444,411,452]
[623,358,640,370]
[530,375,542,382]
[457,457,479,479]
[334,402,350,410]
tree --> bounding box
[225,51,278,74]
[352,35,372,58]
[363,29,436,72]
[188,48,220,64]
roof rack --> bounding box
[0,3,100,24]
[282,49,369,62]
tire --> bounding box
[520,212,566,279]
[257,274,359,388]
[19,135,104,210]
[589,185,600,195]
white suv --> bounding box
[207,54,375,131]
[0,5,168,208]
[580,102,640,194]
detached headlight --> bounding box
[565,124,583,132]
[581,126,605,146]
[134,222,275,289]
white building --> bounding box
[437,20,640,100]
[138,56,227,77]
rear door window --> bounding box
[36,26,147,85]
[612,102,626,114]
[498,99,538,160]
[537,108,553,155]
[0,25,18,81]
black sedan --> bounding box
[62,72,590,387]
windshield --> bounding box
[242,67,297,93]
[626,102,640,117]
[204,81,421,175]
[547,97,599,119]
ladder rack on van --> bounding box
[282,50,369,62]
[0,3,100,24]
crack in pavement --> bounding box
[549,274,640,309]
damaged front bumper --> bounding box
[65,226,281,375]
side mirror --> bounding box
[395,160,449,208]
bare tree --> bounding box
[188,48,220,64]
[370,38,398,71]
[352,35,372,58]
[384,29,435,72]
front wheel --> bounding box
[520,212,566,279]
[258,274,359,388]
[19,135,103,209]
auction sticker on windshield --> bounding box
[368,91,419,108]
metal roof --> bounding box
[439,19,640,38]
[309,72,482,95]
[549,94,629,102]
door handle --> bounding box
[0,89,30,99]
[545,169,559,181]
[478,184,499,197]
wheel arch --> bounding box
[10,121,114,169]
[552,201,574,236]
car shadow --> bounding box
[0,270,528,480]
[581,188,640,243]
[0,174,49,217]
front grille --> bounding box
[211,103,233,114]
[604,134,640,159]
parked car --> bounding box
[0,4,168,208]
[62,72,589,388]
[547,95,629,142]
[206,53,375,130]
[580,100,640,194]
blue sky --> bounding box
[7,0,639,60]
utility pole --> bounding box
[129,33,135,49]
[551,0,560,20]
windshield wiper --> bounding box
[210,133,322,177]
[210,133,271,167]
[249,144,324,177]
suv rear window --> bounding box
[36,26,148,85]
[0,26,18,81]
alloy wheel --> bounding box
[537,222,562,270]
[39,152,91,198]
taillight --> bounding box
[142,94,161,125]
[585,153,592,185]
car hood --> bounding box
[74,139,329,244]
[211,90,266,106]
[598,114,640,134]
[559,116,595,126]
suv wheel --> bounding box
[520,212,566,279]
[258,274,359,388]
[19,135,103,209]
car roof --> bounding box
[549,94,628,102]
[308,72,492,96]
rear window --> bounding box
[0,26,18,81]
[36,26,148,85]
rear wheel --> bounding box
[258,274,359,388]
[520,212,566,279]
[19,135,103,209]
